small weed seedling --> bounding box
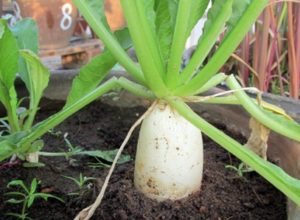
[38,132,131,165]
[225,163,254,178]
[5,178,64,220]
[63,173,96,196]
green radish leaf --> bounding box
[80,0,110,31]
[114,28,132,49]
[138,0,166,74]
[174,0,269,96]
[155,0,178,64]
[64,52,116,108]
[226,0,251,33]
[226,75,300,143]
[165,0,194,87]
[10,19,38,53]
[20,50,50,112]
[0,131,29,161]
[0,20,18,88]
[64,28,132,108]
[200,0,233,44]
[186,0,210,38]
[181,0,233,83]
[0,20,19,132]
[262,108,300,140]
[11,19,39,92]
[143,0,156,33]
[120,0,166,94]
[73,0,144,83]
[0,82,18,121]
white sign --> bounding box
[60,3,73,31]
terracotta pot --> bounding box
[14,0,78,49]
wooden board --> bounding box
[40,38,102,70]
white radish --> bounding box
[134,101,203,201]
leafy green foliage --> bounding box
[64,52,115,108]
[155,0,178,64]
[0,18,49,161]
[181,0,234,82]
[81,0,110,31]
[187,0,210,38]
[20,50,50,120]
[225,75,300,142]
[201,0,233,39]
[0,131,28,161]
[65,28,132,108]
[0,20,18,88]
[11,19,38,53]
[175,0,269,96]
[0,20,19,132]
[5,178,63,220]
[143,0,156,34]
[11,18,39,90]
[226,0,251,33]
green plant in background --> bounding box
[5,178,63,220]
[63,173,96,196]
[235,0,300,99]
[0,18,131,165]
[0,18,50,163]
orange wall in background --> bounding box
[105,0,126,31]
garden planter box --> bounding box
[0,86,287,219]
[3,70,299,219]
[15,0,78,49]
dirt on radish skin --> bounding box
[135,102,203,201]
[0,101,286,220]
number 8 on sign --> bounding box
[60,3,73,31]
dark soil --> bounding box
[0,101,286,220]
